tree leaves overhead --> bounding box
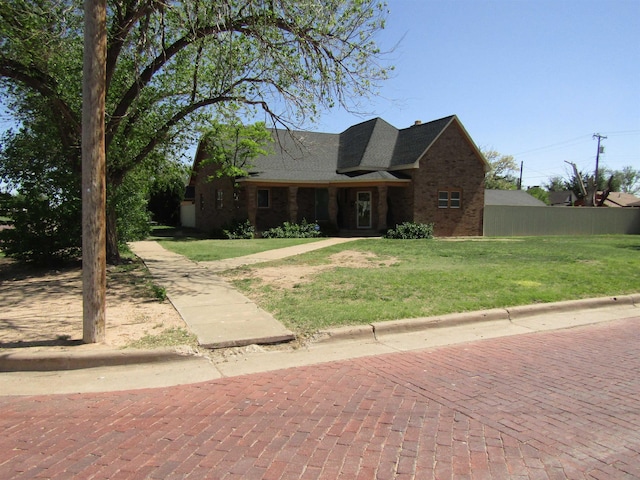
[2,0,390,175]
[0,0,390,262]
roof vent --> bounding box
[414,120,422,126]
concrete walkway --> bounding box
[128,237,362,349]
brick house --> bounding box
[185,115,488,237]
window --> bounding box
[438,189,462,209]
[257,189,270,208]
[215,189,223,209]
[450,191,461,208]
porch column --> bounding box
[288,186,298,223]
[328,186,338,228]
[377,185,388,231]
[246,184,257,227]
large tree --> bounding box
[0,0,390,263]
[481,149,519,190]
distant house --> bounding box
[597,191,640,208]
[549,191,578,206]
[186,115,489,237]
[484,189,546,207]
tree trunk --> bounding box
[106,201,121,265]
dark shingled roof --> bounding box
[238,115,482,184]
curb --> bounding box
[2,295,637,371]
[0,348,194,373]
[314,295,639,345]
[506,295,637,320]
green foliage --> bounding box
[614,166,640,195]
[1,0,390,263]
[546,167,637,200]
[150,284,167,302]
[223,219,255,240]
[225,236,640,334]
[262,220,323,238]
[545,176,566,192]
[385,222,434,239]
[526,186,550,205]
[148,162,189,227]
[158,237,323,262]
[0,117,82,264]
[0,193,81,264]
[201,121,273,180]
[482,149,519,190]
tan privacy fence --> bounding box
[483,205,640,236]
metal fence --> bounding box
[483,205,640,236]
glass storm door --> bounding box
[356,191,372,229]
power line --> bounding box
[513,135,592,157]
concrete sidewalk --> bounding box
[1,236,638,388]
[128,237,363,349]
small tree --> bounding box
[526,186,549,205]
[201,121,273,181]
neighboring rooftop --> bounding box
[598,191,640,208]
[484,189,547,207]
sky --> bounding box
[313,0,640,188]
[1,0,638,190]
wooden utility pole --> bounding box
[593,133,607,193]
[82,0,107,343]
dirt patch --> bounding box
[0,257,187,350]
[226,250,397,290]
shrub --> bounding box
[262,219,322,238]
[385,222,434,239]
[223,219,255,239]
[0,193,82,265]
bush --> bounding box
[223,219,255,239]
[385,222,434,239]
[0,193,82,265]
[262,219,322,238]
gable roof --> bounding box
[195,115,487,185]
[598,191,640,207]
[549,190,577,206]
[190,115,488,184]
[484,189,547,207]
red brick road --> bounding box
[1,317,639,479]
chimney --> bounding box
[414,120,422,126]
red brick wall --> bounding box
[194,160,247,233]
[407,122,485,236]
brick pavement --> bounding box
[1,317,639,479]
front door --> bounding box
[356,191,372,229]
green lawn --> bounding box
[157,237,324,262]
[216,235,640,335]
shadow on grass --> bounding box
[148,226,209,242]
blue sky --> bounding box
[1,0,637,189]
[314,0,640,188]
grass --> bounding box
[109,245,170,301]
[157,237,325,262]
[218,235,640,336]
[125,327,198,349]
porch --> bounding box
[243,183,410,234]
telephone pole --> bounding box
[593,133,607,193]
[82,0,107,343]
